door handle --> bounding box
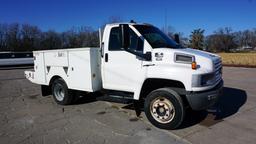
[143,64,155,67]
[105,53,108,62]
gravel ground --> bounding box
[0,66,256,144]
[0,67,188,144]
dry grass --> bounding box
[217,52,256,67]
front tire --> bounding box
[51,78,74,105]
[144,88,185,129]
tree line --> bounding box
[189,27,256,52]
[1,22,256,52]
[0,23,99,52]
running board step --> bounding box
[96,94,133,104]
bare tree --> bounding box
[236,30,256,48]
[2,22,254,52]
[20,24,42,51]
[6,23,20,51]
[61,26,99,48]
[214,27,237,52]
[189,29,205,50]
[206,34,222,52]
[40,30,62,50]
[0,24,8,51]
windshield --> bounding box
[134,25,182,49]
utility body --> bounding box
[25,22,223,129]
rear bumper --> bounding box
[186,80,223,110]
[24,70,36,83]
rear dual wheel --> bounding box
[144,88,185,129]
[51,78,75,105]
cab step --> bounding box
[96,90,134,104]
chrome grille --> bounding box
[213,58,222,83]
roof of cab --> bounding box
[106,22,153,27]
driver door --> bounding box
[102,26,145,93]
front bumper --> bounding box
[186,80,223,110]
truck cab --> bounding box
[25,22,223,129]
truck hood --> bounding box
[151,48,221,73]
[176,48,220,59]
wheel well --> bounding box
[41,76,62,96]
[140,78,188,105]
[49,75,62,87]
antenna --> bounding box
[164,9,167,34]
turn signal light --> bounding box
[191,61,197,70]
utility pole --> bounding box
[164,9,167,34]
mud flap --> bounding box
[41,85,51,96]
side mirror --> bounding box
[120,24,130,49]
[174,33,180,44]
[144,52,152,61]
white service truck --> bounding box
[25,22,223,129]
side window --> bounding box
[129,29,143,52]
[108,27,143,52]
[109,27,121,51]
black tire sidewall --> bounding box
[51,78,73,105]
[144,88,184,129]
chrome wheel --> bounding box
[53,83,65,101]
[150,97,175,124]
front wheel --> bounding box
[51,78,74,105]
[144,88,185,129]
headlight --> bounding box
[174,53,197,70]
[192,73,215,87]
[174,53,194,63]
